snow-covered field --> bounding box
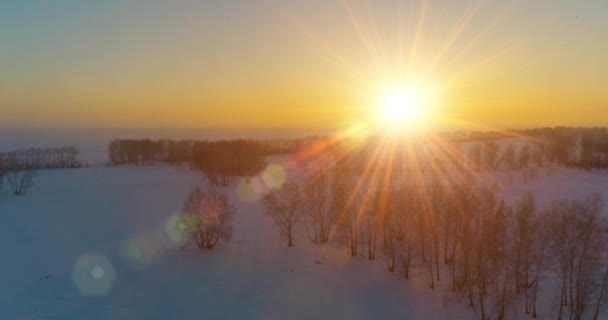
[0,160,471,320]
[1,155,607,319]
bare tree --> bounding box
[594,266,608,320]
[263,181,301,247]
[181,187,235,249]
[429,180,445,285]
[513,193,535,299]
[384,182,416,278]
[532,142,546,167]
[300,160,340,244]
[549,194,608,320]
[501,144,516,170]
[0,160,5,191]
[452,182,478,305]
[339,184,365,257]
[470,185,499,320]
[528,210,553,318]
[518,144,531,170]
[487,201,515,320]
[470,143,483,170]
[4,154,34,195]
[483,141,500,170]
[6,170,33,195]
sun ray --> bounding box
[341,0,383,70]
[423,0,484,77]
[282,13,368,84]
[407,0,428,73]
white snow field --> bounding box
[0,160,472,320]
[1,157,607,319]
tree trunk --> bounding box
[479,282,486,320]
[592,267,608,320]
[558,274,566,320]
[434,233,440,281]
[429,250,435,289]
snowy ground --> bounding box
[0,161,472,320]
[1,156,607,319]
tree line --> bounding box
[107,137,326,166]
[517,127,608,169]
[0,147,81,170]
[107,137,329,186]
[108,139,268,186]
[328,128,608,179]
[263,159,608,320]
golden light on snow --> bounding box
[72,253,116,296]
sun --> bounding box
[375,83,436,132]
[381,89,423,123]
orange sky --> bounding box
[1,0,607,130]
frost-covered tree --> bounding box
[263,181,301,247]
[181,187,235,249]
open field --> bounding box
[1,156,606,319]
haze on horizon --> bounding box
[1,0,607,131]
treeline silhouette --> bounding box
[108,138,327,185]
[107,138,322,166]
[328,127,608,176]
[0,147,81,170]
[517,127,608,168]
[191,140,266,186]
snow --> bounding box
[0,162,471,320]
[498,168,608,209]
[1,153,607,319]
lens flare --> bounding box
[72,253,116,296]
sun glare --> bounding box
[375,83,437,133]
[381,89,423,123]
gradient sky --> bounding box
[1,0,607,130]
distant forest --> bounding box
[0,147,81,170]
[107,138,325,185]
[107,138,306,166]
[107,127,608,178]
